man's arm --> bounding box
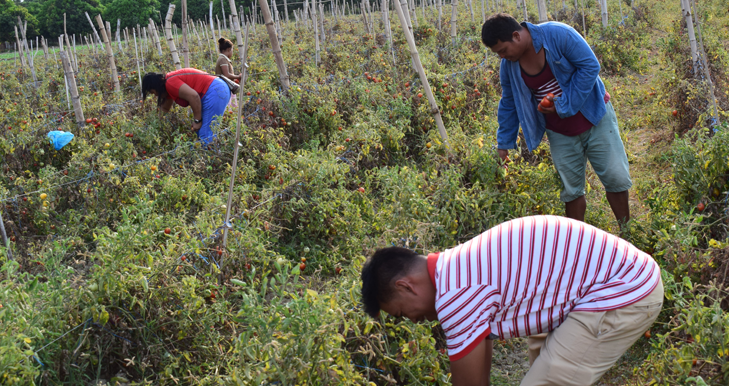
[551,25,602,119]
[450,338,493,386]
[496,63,520,156]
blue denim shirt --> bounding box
[496,22,607,151]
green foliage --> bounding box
[102,0,160,30]
[0,0,728,384]
[0,0,39,42]
[36,0,104,38]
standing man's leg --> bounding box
[565,196,586,222]
[545,129,589,222]
[584,101,633,227]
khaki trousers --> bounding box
[521,278,664,385]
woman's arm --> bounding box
[220,64,241,80]
[159,97,174,113]
[177,83,203,130]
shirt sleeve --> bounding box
[165,76,183,101]
[174,98,189,107]
[496,62,520,150]
[436,285,501,361]
[551,25,602,119]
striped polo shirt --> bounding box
[427,215,661,361]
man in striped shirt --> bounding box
[361,216,663,385]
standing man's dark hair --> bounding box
[481,13,523,47]
[142,73,167,106]
[360,247,421,318]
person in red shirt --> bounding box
[361,215,663,385]
[142,68,230,144]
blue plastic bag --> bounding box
[47,131,74,150]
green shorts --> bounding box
[545,102,632,203]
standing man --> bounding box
[360,215,663,385]
[483,14,632,226]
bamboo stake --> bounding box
[361,0,372,34]
[17,18,38,85]
[60,37,70,108]
[319,1,326,43]
[182,0,190,67]
[258,0,290,91]
[95,15,121,93]
[63,14,78,72]
[0,209,11,261]
[221,0,228,30]
[450,0,457,44]
[14,27,26,68]
[680,0,698,64]
[41,36,49,60]
[312,2,320,64]
[116,19,123,53]
[165,4,183,70]
[437,0,442,30]
[60,50,85,126]
[133,29,143,99]
[392,0,449,147]
[221,0,251,283]
[85,12,105,50]
[150,20,164,55]
[689,0,720,126]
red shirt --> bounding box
[165,68,215,107]
[427,216,660,361]
[521,62,595,136]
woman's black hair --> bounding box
[360,247,422,318]
[141,72,167,106]
[481,13,523,47]
[218,38,233,52]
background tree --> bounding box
[103,0,161,29]
[0,0,39,42]
[36,0,103,38]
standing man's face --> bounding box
[489,32,525,62]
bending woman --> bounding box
[142,68,230,144]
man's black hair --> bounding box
[142,72,168,107]
[481,13,523,47]
[360,247,422,318]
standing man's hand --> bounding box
[497,149,511,168]
[497,149,509,161]
[537,104,557,114]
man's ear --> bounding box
[393,277,416,295]
[512,30,522,43]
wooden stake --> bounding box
[0,209,12,261]
[221,0,251,284]
[116,19,123,53]
[311,2,320,64]
[258,0,290,91]
[14,26,26,68]
[95,15,121,93]
[450,0,457,44]
[17,18,38,85]
[85,12,105,50]
[133,29,143,99]
[182,0,190,67]
[392,0,449,148]
[60,50,85,126]
[165,4,183,70]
